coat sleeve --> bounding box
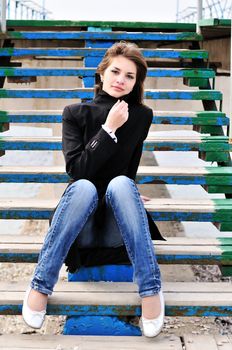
[62,105,119,181]
[127,107,153,180]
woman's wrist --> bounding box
[103,123,117,133]
[102,124,117,143]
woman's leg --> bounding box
[105,175,161,312]
[30,179,98,296]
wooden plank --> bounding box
[2,281,232,293]
[0,67,215,78]
[6,19,197,31]
[0,334,183,350]
[1,165,232,186]
[0,281,232,317]
[1,235,231,246]
[183,334,220,350]
[0,47,209,59]
[0,135,230,152]
[3,31,203,41]
[0,242,223,256]
[0,89,222,100]
[214,335,232,350]
[0,236,228,265]
[0,198,221,212]
[1,110,227,126]
[1,198,232,222]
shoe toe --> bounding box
[140,317,163,337]
[22,287,46,329]
[23,311,45,329]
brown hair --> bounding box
[95,41,147,104]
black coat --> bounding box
[61,90,165,272]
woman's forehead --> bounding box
[107,56,137,73]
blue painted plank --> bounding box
[1,304,232,317]
[0,114,62,123]
[0,89,222,100]
[0,48,209,59]
[0,112,228,126]
[152,116,229,126]
[0,137,230,151]
[0,252,222,264]
[7,31,203,41]
[0,208,231,222]
[1,171,232,186]
[0,68,215,78]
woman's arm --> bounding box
[62,105,118,181]
[127,107,153,181]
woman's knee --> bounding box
[68,179,98,201]
[106,176,133,198]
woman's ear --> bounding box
[100,74,104,82]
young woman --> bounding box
[22,41,165,337]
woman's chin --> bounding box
[105,88,126,98]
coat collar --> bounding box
[93,90,134,108]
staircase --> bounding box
[0,20,232,348]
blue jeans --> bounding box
[31,175,161,298]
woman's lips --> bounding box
[112,86,124,92]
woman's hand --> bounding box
[104,100,129,133]
[140,195,151,204]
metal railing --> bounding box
[177,0,232,143]
[1,0,52,31]
[177,0,231,23]
[6,0,52,20]
[0,0,6,32]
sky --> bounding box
[42,0,198,22]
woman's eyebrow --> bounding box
[112,66,136,75]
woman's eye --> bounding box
[127,75,134,80]
[111,70,118,74]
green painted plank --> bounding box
[220,266,232,276]
[218,222,232,231]
[185,78,209,88]
[6,19,196,31]
[201,152,230,162]
[196,111,226,118]
[207,185,232,194]
[199,19,231,27]
[3,31,203,41]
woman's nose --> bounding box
[116,75,125,84]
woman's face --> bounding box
[101,55,137,98]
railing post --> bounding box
[197,0,203,34]
[0,0,7,33]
